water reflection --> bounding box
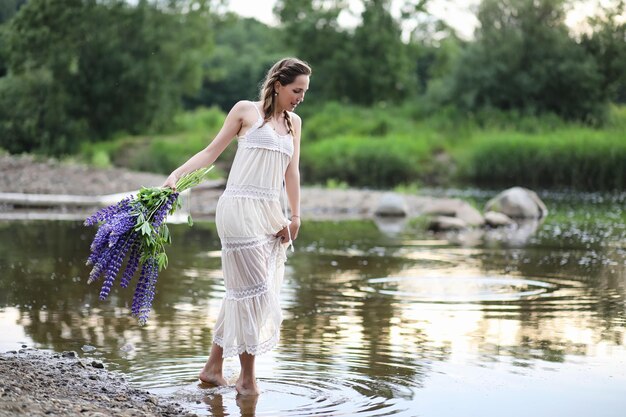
[0,192,625,416]
[447,218,542,247]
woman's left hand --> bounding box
[275,217,301,242]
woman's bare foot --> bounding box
[236,378,260,396]
[199,368,228,386]
[199,345,227,386]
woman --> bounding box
[162,58,311,395]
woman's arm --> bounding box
[162,101,249,190]
[284,113,302,240]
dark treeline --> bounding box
[0,0,212,155]
[0,0,625,156]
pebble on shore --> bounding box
[0,349,196,417]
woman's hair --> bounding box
[259,57,311,135]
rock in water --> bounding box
[484,211,514,227]
[422,199,485,226]
[428,216,468,231]
[374,192,408,217]
[484,187,548,219]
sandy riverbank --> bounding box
[0,154,443,220]
[0,348,195,417]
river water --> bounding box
[1,190,624,416]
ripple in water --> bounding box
[362,275,557,303]
[156,367,412,417]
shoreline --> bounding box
[0,154,464,221]
[0,348,196,417]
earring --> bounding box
[274,92,278,96]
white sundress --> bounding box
[213,102,293,358]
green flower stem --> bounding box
[174,166,214,192]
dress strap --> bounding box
[252,102,264,121]
[239,102,264,138]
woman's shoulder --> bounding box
[287,111,302,129]
[287,111,302,122]
[232,100,261,113]
[230,100,262,124]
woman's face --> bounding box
[276,75,310,112]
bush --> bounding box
[77,103,626,191]
[0,70,88,155]
[456,128,626,190]
[2,0,210,155]
[302,101,415,141]
[301,134,430,188]
[80,107,230,175]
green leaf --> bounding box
[187,215,194,226]
[157,252,168,270]
[160,225,172,244]
[135,213,145,227]
[141,222,153,236]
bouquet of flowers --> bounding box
[84,167,213,325]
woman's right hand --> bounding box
[162,173,178,191]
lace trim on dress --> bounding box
[222,184,280,201]
[212,238,286,358]
[238,140,293,157]
[213,330,280,357]
[237,116,263,139]
[238,126,294,158]
[221,235,275,252]
[225,282,269,300]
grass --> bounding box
[80,107,230,177]
[76,102,626,190]
[454,123,626,190]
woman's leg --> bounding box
[199,343,228,385]
[236,352,260,395]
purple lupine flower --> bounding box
[88,243,116,283]
[120,238,141,288]
[107,210,137,249]
[85,167,213,324]
[137,258,159,325]
[99,236,134,300]
[88,205,135,257]
[130,257,159,325]
[86,245,103,267]
[87,213,135,281]
[84,196,133,226]
[131,260,152,317]
[89,219,114,254]
[151,193,179,228]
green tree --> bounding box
[185,13,289,110]
[275,0,419,105]
[0,0,25,24]
[274,0,354,103]
[350,0,417,104]
[0,68,88,155]
[446,0,605,122]
[580,0,626,103]
[408,15,463,95]
[0,0,25,78]
[0,0,212,155]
